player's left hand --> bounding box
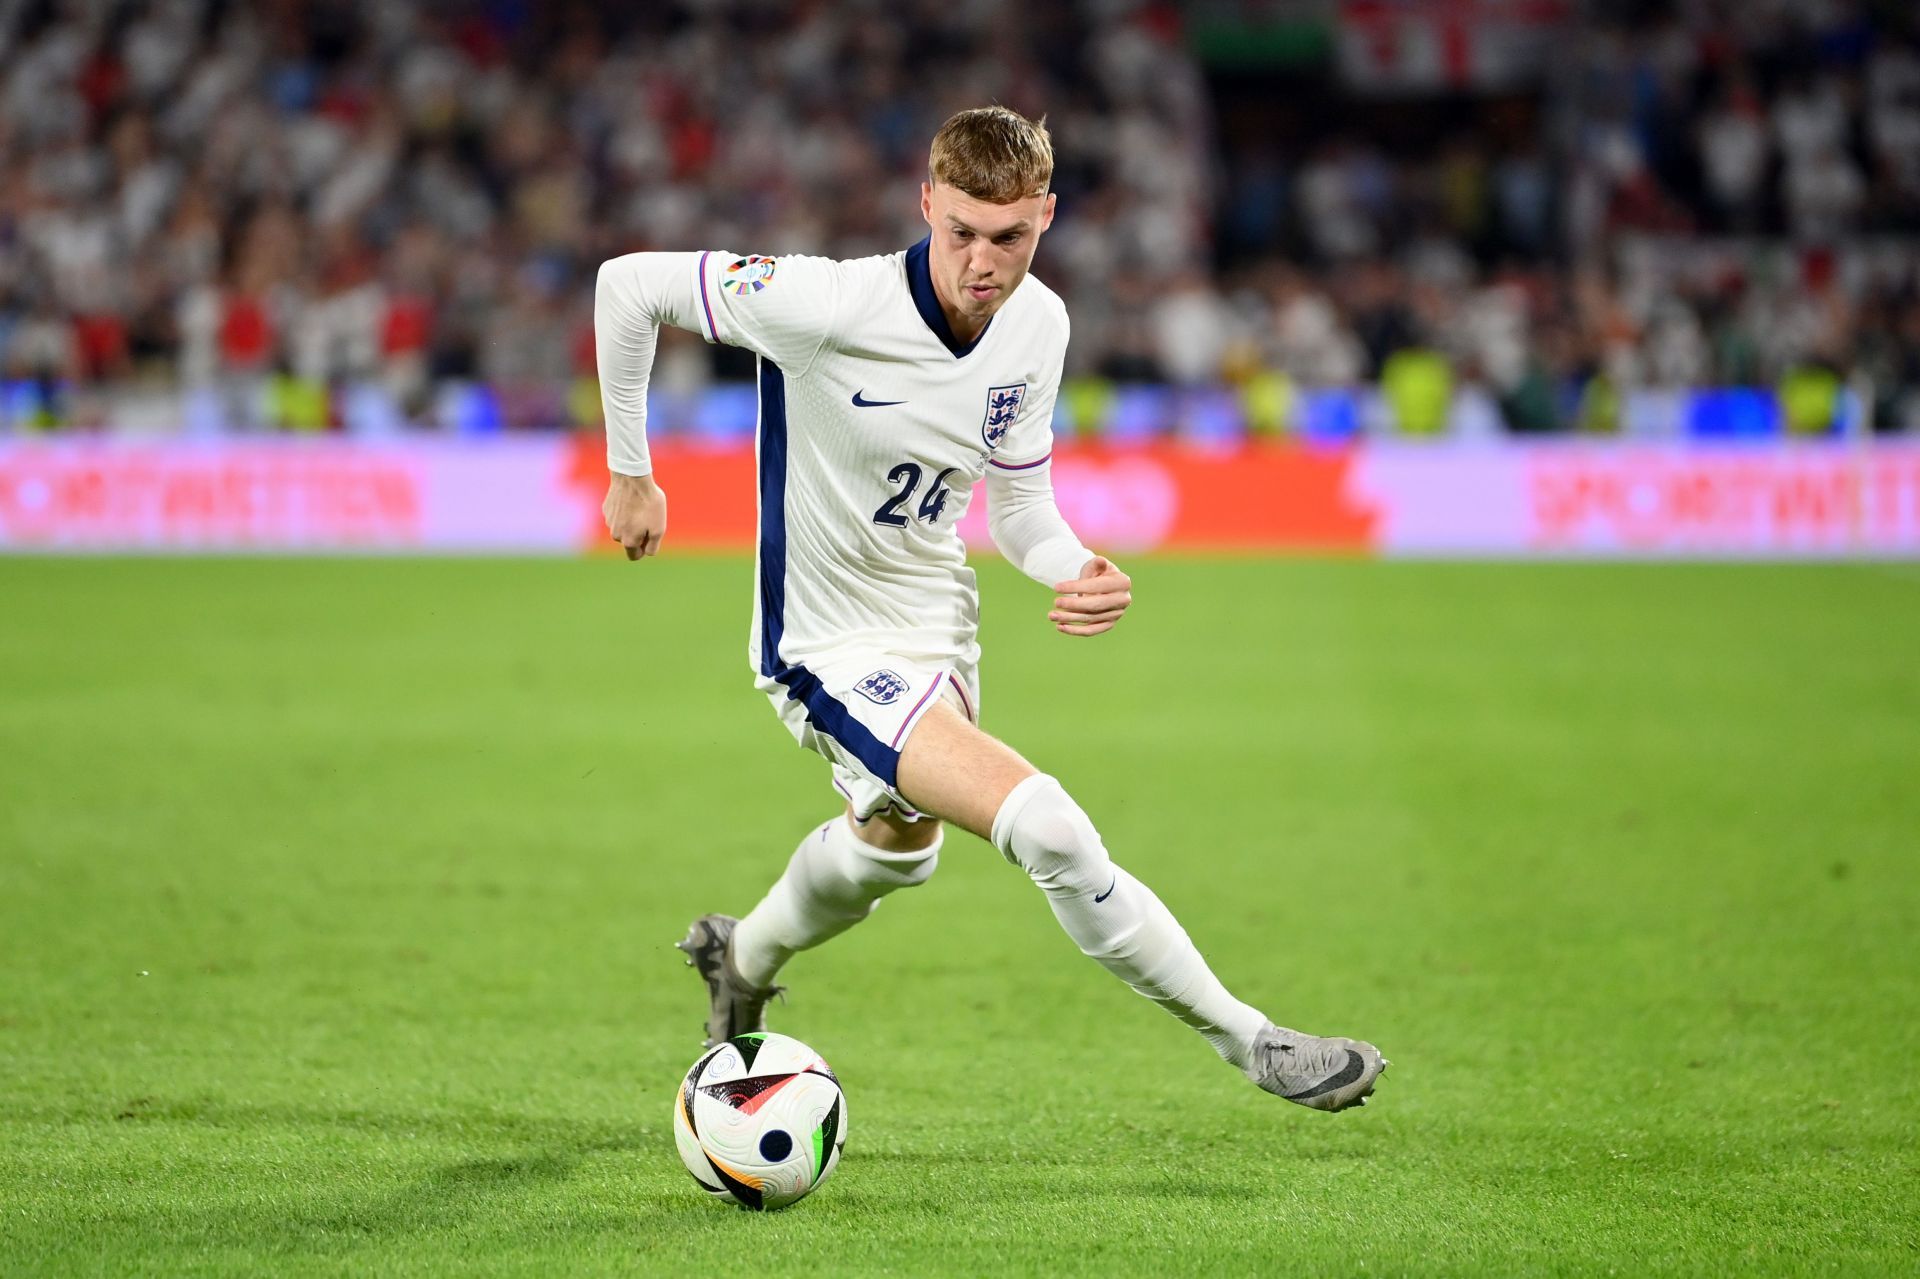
[1050,556,1132,636]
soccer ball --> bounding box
[672,1032,847,1210]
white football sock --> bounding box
[730,815,941,990]
[991,774,1268,1071]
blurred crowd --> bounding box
[2,0,1918,437]
[0,0,1211,434]
[1189,0,1920,433]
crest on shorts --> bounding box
[720,255,777,296]
[853,669,909,705]
[981,383,1026,450]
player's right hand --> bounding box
[604,472,667,560]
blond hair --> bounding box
[928,107,1053,203]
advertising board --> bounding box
[3,437,1915,558]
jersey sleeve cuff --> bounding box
[987,450,1052,473]
[693,251,723,345]
[1028,538,1094,587]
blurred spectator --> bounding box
[1696,80,1771,233]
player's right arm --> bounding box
[594,251,842,559]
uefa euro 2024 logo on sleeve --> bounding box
[981,383,1026,451]
[720,255,777,296]
[854,669,909,705]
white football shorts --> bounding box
[755,650,980,823]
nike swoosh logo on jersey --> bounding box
[851,391,906,408]
[1094,876,1117,903]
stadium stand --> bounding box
[1,0,1916,435]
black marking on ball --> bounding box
[683,1044,725,1139]
[705,1154,764,1211]
[731,1033,765,1073]
[820,1096,841,1157]
[684,1166,730,1196]
[699,1072,796,1109]
[759,1129,793,1162]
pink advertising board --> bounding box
[2,437,1917,558]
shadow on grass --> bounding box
[20,1093,1295,1260]
[17,1095,670,1251]
[52,1094,651,1152]
[322,1147,599,1238]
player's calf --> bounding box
[991,775,1389,1110]
[728,817,941,991]
[990,775,1268,1066]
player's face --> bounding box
[920,181,1056,337]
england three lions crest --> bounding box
[981,383,1027,451]
[854,669,909,705]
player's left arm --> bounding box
[984,330,1133,637]
[987,465,1132,636]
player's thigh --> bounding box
[895,702,1037,842]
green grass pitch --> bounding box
[2,556,1917,1275]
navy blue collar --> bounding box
[905,236,992,358]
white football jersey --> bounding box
[684,240,1069,677]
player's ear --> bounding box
[921,181,934,226]
[1039,192,1056,232]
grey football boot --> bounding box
[675,914,783,1048]
[1248,1021,1388,1111]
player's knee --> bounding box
[845,820,940,892]
[850,805,942,854]
[990,774,1110,896]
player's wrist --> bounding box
[609,469,660,491]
